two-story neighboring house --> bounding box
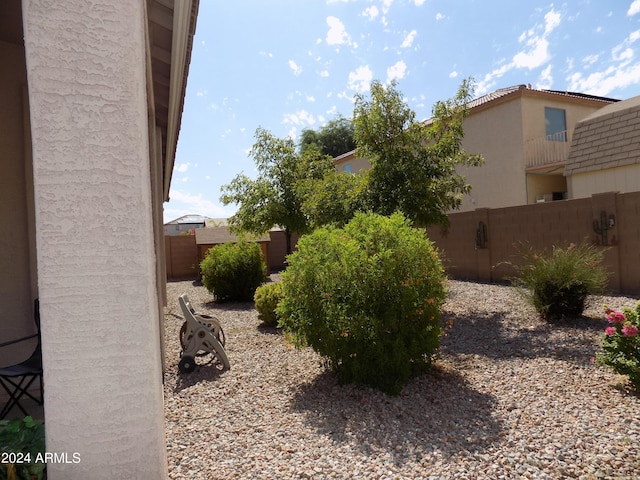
[565,95,640,199]
[164,214,210,236]
[334,84,618,211]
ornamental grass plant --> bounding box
[511,241,608,321]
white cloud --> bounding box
[512,9,560,69]
[477,7,561,94]
[283,110,316,127]
[401,30,417,49]
[628,0,640,16]
[363,6,379,20]
[612,29,640,62]
[476,62,510,94]
[326,16,350,46]
[166,189,232,220]
[435,12,445,21]
[181,177,189,182]
[386,61,407,82]
[512,38,551,69]
[347,65,373,92]
[582,54,599,67]
[288,59,302,76]
[307,95,316,102]
[449,70,459,78]
[566,29,640,96]
[568,63,640,96]
[175,162,190,173]
[537,65,553,89]
[320,69,330,77]
[381,0,393,14]
[196,90,207,97]
[414,0,426,5]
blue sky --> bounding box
[164,0,640,223]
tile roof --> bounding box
[565,95,640,176]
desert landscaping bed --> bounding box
[163,278,640,479]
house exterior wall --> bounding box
[458,92,609,213]
[457,97,526,212]
[334,154,371,174]
[332,89,611,214]
[568,164,640,199]
[0,40,37,366]
[23,1,167,479]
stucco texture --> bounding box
[23,1,167,478]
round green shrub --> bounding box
[200,241,267,302]
[277,212,447,395]
[512,241,608,320]
[254,282,284,327]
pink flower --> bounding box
[607,311,626,324]
[622,324,639,337]
[605,327,616,336]
[605,307,615,315]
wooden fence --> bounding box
[165,230,299,281]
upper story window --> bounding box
[343,163,352,173]
[545,107,567,141]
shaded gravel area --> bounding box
[163,278,640,479]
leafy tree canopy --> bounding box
[353,78,483,227]
[299,115,356,158]
[220,127,333,253]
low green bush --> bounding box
[200,241,267,302]
[0,416,46,480]
[511,241,608,320]
[277,212,447,395]
[597,302,640,391]
[254,282,284,327]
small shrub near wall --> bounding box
[597,302,640,391]
[277,212,447,395]
[254,282,284,327]
[511,241,608,320]
[200,241,267,302]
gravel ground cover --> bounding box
[163,278,640,479]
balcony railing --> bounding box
[524,129,573,169]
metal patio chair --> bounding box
[0,300,43,419]
[177,294,230,373]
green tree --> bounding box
[220,128,333,254]
[298,170,369,229]
[299,116,356,158]
[353,79,483,227]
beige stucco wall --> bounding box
[457,93,610,213]
[334,154,371,173]
[520,95,604,142]
[526,174,567,204]
[456,97,526,212]
[0,40,37,366]
[23,1,167,478]
[568,164,640,199]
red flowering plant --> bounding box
[597,302,640,390]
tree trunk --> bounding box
[285,228,292,256]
